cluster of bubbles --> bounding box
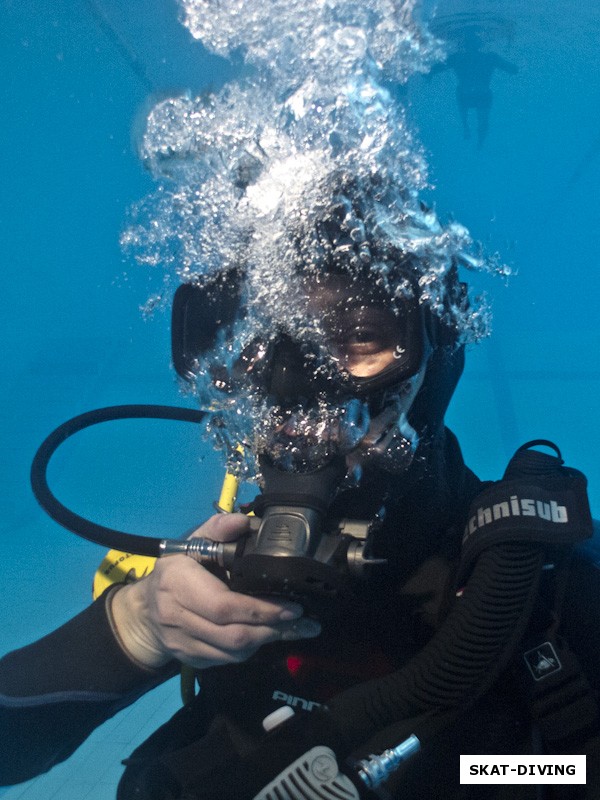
[179,0,436,86]
[208,395,373,476]
[121,0,508,477]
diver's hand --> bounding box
[109,513,321,670]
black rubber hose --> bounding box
[327,541,544,749]
[30,405,206,557]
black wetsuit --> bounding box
[1,429,599,799]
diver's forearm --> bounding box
[0,587,176,784]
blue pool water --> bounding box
[1,1,599,797]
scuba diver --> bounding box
[0,179,599,800]
[429,29,518,148]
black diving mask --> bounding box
[171,272,425,403]
[171,271,429,475]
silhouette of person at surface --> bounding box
[430,29,518,148]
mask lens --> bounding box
[318,297,424,394]
[326,307,408,378]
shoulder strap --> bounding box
[457,441,593,586]
[515,555,600,754]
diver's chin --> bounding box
[345,408,419,476]
[262,438,342,473]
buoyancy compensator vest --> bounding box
[116,440,594,800]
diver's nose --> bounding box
[268,336,315,405]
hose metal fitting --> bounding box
[159,537,229,568]
[356,734,421,789]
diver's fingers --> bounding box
[186,512,251,542]
[110,551,312,669]
[171,620,320,670]
[167,556,304,626]
[160,609,321,668]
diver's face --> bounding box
[193,270,428,475]
[241,272,427,474]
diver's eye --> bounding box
[329,314,402,378]
[339,326,394,354]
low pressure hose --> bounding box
[326,540,545,751]
[30,405,206,556]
